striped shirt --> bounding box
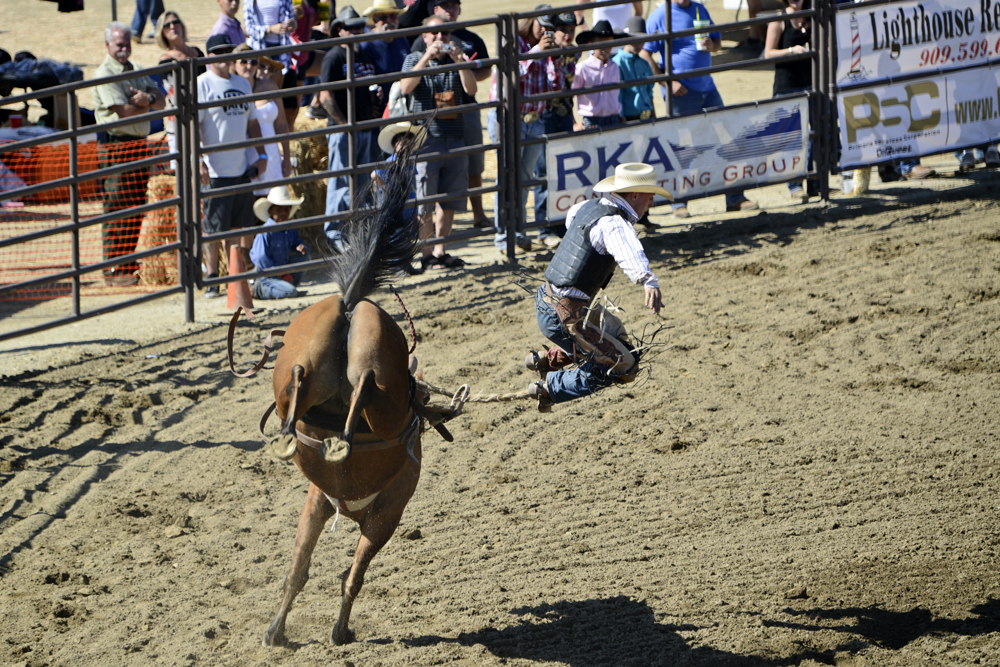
[244,0,296,71]
[401,52,465,138]
[489,36,547,114]
[552,193,658,300]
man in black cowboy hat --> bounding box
[526,163,670,411]
[320,6,380,252]
[571,20,624,130]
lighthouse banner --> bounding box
[835,0,1000,85]
[838,63,1000,169]
[544,98,808,218]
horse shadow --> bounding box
[402,596,854,666]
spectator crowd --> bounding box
[70,0,995,294]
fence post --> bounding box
[665,0,673,118]
[68,90,81,317]
[817,0,831,202]
[503,14,520,262]
[183,58,198,322]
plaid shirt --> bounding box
[489,36,547,114]
[545,52,577,114]
[244,0,296,71]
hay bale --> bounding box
[289,115,330,250]
[136,174,178,285]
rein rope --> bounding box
[415,379,532,404]
[390,285,417,354]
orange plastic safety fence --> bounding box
[0,136,180,300]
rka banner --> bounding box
[545,99,808,219]
[838,63,1000,169]
[836,0,1000,85]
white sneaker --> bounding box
[959,151,976,172]
[986,146,1000,169]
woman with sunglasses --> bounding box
[155,12,205,166]
[232,44,293,197]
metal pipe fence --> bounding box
[2,0,974,342]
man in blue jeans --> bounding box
[640,0,758,218]
[131,0,165,42]
[319,7,378,252]
[525,163,669,412]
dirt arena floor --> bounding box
[3,1,1000,666]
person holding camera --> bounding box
[408,0,493,228]
[401,15,478,269]
[197,34,268,298]
[487,9,557,256]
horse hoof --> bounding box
[270,433,298,460]
[262,618,287,647]
[322,438,351,464]
[330,626,355,645]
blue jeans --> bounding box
[131,0,164,36]
[668,86,747,210]
[534,284,617,403]
[534,108,575,234]
[253,249,311,300]
[488,109,545,251]
[582,115,620,129]
[324,129,375,238]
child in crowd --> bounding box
[371,121,426,274]
[571,20,623,130]
[613,16,655,122]
[249,186,311,299]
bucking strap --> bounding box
[228,307,285,378]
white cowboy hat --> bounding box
[377,121,426,156]
[253,186,305,222]
[592,163,673,200]
[362,0,405,18]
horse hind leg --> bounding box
[263,484,336,647]
[323,368,377,464]
[331,449,420,645]
[272,364,306,460]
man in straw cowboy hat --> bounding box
[526,163,670,412]
[249,186,311,299]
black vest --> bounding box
[544,201,621,298]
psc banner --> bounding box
[836,0,1000,85]
[838,63,1000,169]
[544,98,808,219]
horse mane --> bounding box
[326,127,426,312]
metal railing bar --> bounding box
[0,196,182,250]
[0,59,183,107]
[196,100,499,156]
[0,151,178,203]
[0,241,183,296]
[0,286,185,345]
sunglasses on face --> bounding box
[163,19,182,30]
[238,58,259,66]
[373,14,398,22]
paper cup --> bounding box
[693,20,711,51]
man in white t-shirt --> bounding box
[574,0,642,32]
[197,33,268,298]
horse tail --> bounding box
[328,127,426,312]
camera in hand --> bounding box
[439,43,453,53]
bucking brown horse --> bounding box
[232,145,453,646]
